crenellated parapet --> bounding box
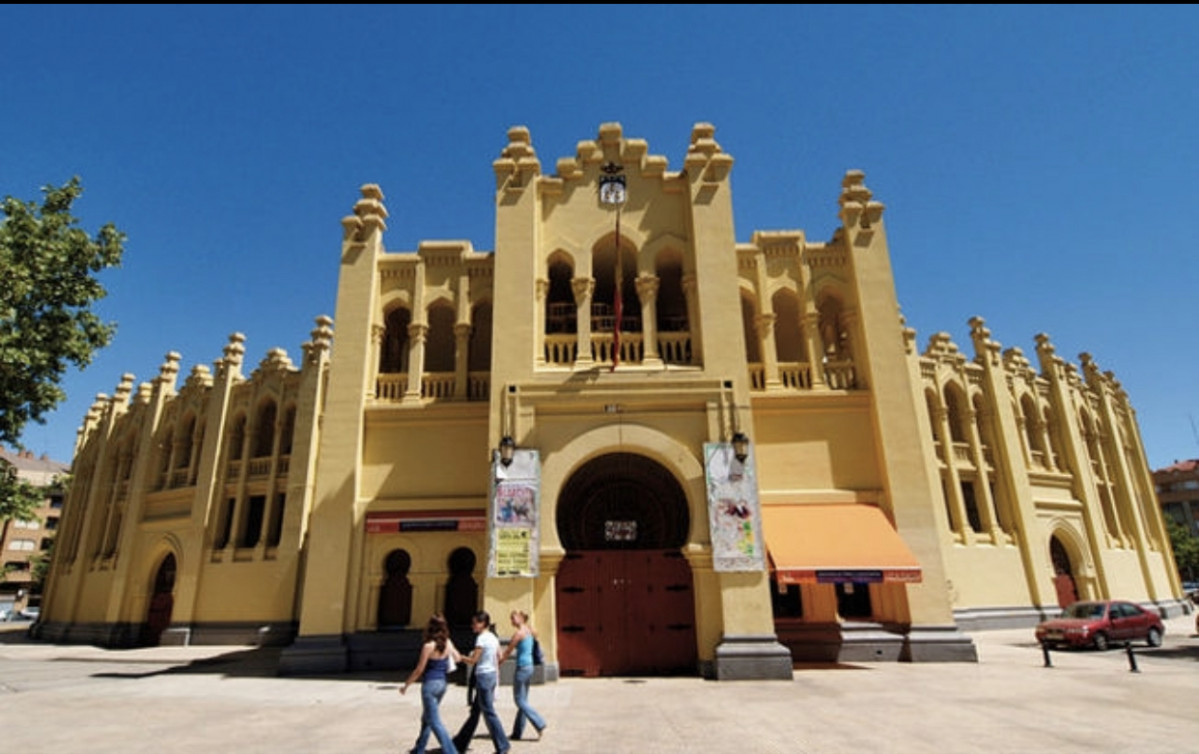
[493,125,542,192]
[682,122,733,184]
[838,170,886,246]
[184,364,213,392]
[541,121,682,201]
[341,184,389,245]
[923,332,968,366]
[252,347,296,381]
[217,333,247,382]
[303,315,334,367]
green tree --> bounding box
[0,463,45,524]
[0,177,123,519]
[29,539,54,594]
[1165,517,1199,582]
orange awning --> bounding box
[761,504,922,585]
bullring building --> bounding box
[38,123,1185,680]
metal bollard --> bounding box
[1124,642,1139,673]
[1041,642,1053,668]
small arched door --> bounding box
[1050,536,1079,607]
[377,549,413,629]
[144,553,176,646]
[555,453,697,677]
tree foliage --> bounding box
[1165,517,1199,580]
[0,464,46,523]
[0,177,124,449]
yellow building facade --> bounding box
[38,123,1185,679]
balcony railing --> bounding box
[778,362,812,389]
[748,361,857,391]
[374,371,491,402]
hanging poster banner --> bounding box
[488,448,540,577]
[704,442,766,572]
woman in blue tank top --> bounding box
[499,610,547,740]
[401,614,461,754]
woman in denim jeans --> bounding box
[463,611,510,754]
[401,614,461,754]
[499,610,547,740]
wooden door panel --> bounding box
[557,549,697,677]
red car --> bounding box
[1035,600,1164,651]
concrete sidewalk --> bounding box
[2,613,1197,754]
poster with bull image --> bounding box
[704,442,765,572]
[488,448,541,577]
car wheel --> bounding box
[1092,632,1109,651]
[1146,627,1163,648]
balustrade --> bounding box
[421,372,455,399]
[748,364,766,390]
[376,373,408,400]
[824,360,858,389]
[657,332,692,365]
[778,362,812,389]
[247,458,271,478]
[952,442,972,464]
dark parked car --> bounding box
[1035,600,1164,651]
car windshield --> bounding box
[1062,602,1105,619]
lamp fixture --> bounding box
[499,435,517,467]
[731,431,750,464]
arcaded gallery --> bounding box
[38,123,1186,680]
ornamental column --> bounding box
[636,274,662,367]
[755,313,780,391]
[572,277,595,369]
[534,278,548,367]
[802,311,827,389]
[453,322,471,400]
[404,322,428,403]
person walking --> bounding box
[401,614,461,754]
[451,663,482,752]
[462,611,510,754]
[498,610,547,741]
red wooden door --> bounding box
[1053,574,1078,608]
[557,549,696,676]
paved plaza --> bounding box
[2,613,1197,754]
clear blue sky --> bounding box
[4,5,1197,469]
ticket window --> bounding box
[770,574,804,619]
[835,581,872,620]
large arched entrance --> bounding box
[555,452,697,676]
[143,553,176,646]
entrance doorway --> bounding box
[1050,536,1078,607]
[144,553,176,646]
[555,453,697,676]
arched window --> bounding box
[425,301,456,373]
[772,289,804,363]
[378,549,413,629]
[253,401,276,458]
[380,307,411,373]
[176,415,195,469]
[545,254,576,334]
[279,406,295,456]
[944,388,968,444]
[444,547,478,628]
[655,248,688,333]
[469,301,493,372]
[227,414,247,464]
[592,237,638,333]
[817,295,851,360]
[1021,395,1046,466]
